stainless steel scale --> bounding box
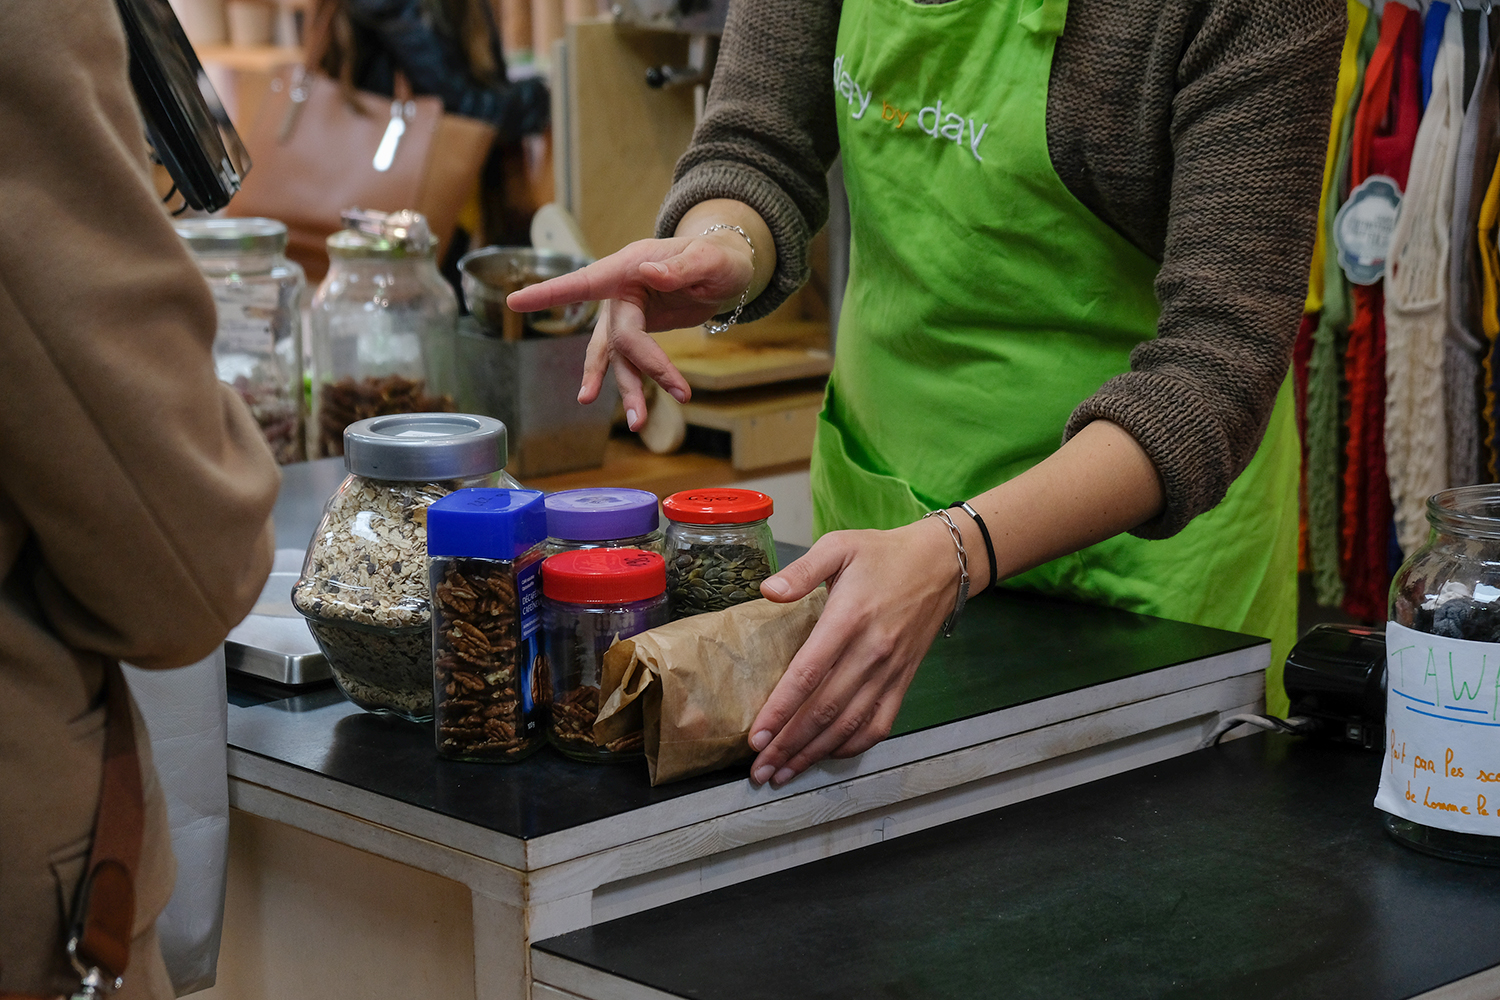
[225,548,330,686]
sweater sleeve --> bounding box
[1061,0,1345,539]
[0,0,280,669]
[655,0,842,322]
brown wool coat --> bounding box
[0,2,279,995]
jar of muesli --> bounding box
[541,548,668,762]
[292,412,520,722]
[428,488,548,762]
[307,211,459,459]
[542,488,665,557]
[175,217,306,464]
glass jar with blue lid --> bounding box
[428,488,548,762]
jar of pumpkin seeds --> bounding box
[662,489,776,619]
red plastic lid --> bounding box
[662,489,774,525]
[541,548,666,604]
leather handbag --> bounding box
[225,3,496,278]
[0,663,146,1000]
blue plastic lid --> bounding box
[545,488,660,541]
[427,489,546,560]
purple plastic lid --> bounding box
[545,488,660,541]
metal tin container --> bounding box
[458,245,598,340]
[450,317,618,477]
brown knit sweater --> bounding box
[658,0,1345,538]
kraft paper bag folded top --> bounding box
[594,588,828,785]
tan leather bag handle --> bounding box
[67,662,144,998]
[1,663,144,1000]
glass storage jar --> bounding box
[663,489,777,619]
[543,488,665,557]
[1385,485,1500,864]
[175,217,306,464]
[307,213,459,459]
[292,413,519,722]
[541,548,669,762]
[428,488,548,762]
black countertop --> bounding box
[235,460,1263,843]
[228,583,1261,843]
[535,734,1500,1000]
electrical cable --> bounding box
[1206,713,1317,747]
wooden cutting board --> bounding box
[657,322,833,391]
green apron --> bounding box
[816,0,1301,713]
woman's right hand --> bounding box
[505,229,757,430]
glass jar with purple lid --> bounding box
[542,488,665,557]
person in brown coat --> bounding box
[0,1,280,996]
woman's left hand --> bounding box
[748,517,970,787]
[747,419,1168,788]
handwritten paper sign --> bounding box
[1376,621,1500,836]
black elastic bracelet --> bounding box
[951,501,998,590]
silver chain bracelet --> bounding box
[700,224,755,335]
[922,509,970,637]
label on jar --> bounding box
[212,283,279,356]
[1375,621,1500,836]
[517,560,542,738]
[518,560,540,640]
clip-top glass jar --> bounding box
[1385,485,1500,864]
[292,413,520,722]
[175,217,306,464]
[428,489,548,762]
[543,488,665,557]
[662,489,777,619]
[308,213,459,459]
[542,548,669,762]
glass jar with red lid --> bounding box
[662,489,777,619]
[541,548,670,762]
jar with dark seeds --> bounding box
[661,490,778,621]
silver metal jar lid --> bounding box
[328,209,435,258]
[174,217,288,255]
[343,413,508,481]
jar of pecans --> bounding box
[541,548,669,762]
[292,413,519,722]
[307,213,459,459]
[662,489,777,619]
[428,488,548,762]
[543,488,665,557]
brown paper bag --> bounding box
[594,589,827,785]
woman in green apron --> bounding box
[512,0,1342,786]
